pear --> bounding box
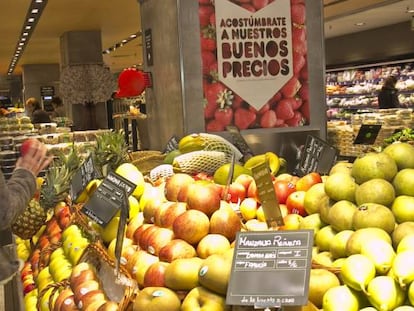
[397,234,414,253]
[322,285,359,311]
[346,227,392,255]
[366,276,406,311]
[314,225,337,251]
[360,239,396,275]
[341,254,376,293]
[394,306,414,311]
[359,308,379,311]
[392,250,414,288]
[330,230,354,259]
[409,280,414,305]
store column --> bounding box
[59,30,115,130]
[22,63,60,110]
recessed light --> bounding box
[25,25,32,30]
[31,9,39,13]
[28,17,35,22]
[354,22,366,26]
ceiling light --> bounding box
[354,22,366,26]
[7,0,48,75]
[102,31,142,55]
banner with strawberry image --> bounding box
[199,0,309,131]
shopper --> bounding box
[25,97,51,124]
[0,139,51,284]
[50,96,66,118]
[378,76,400,109]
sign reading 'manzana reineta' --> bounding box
[215,0,293,110]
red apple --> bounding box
[247,180,259,201]
[77,290,107,311]
[59,294,78,311]
[172,209,210,245]
[97,301,119,311]
[234,174,255,191]
[286,190,307,216]
[130,251,159,287]
[158,239,197,262]
[153,201,175,226]
[126,213,145,239]
[165,173,195,201]
[20,138,37,156]
[73,279,101,304]
[227,182,246,203]
[70,262,96,288]
[142,197,164,224]
[132,223,152,246]
[273,180,296,204]
[54,288,75,311]
[209,207,242,243]
[295,172,322,191]
[186,183,221,216]
[138,224,160,251]
[156,202,187,229]
[143,261,170,287]
[146,227,175,256]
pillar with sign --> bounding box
[139,0,326,172]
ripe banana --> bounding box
[243,152,281,175]
[178,133,243,161]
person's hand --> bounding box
[15,139,52,177]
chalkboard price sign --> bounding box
[295,135,338,177]
[163,135,180,154]
[353,124,382,145]
[70,155,101,203]
[81,171,136,227]
[226,230,314,308]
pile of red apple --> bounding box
[112,169,323,310]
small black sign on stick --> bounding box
[353,124,382,145]
[295,135,338,177]
[81,172,136,227]
[70,155,101,203]
[226,230,314,308]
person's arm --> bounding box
[0,169,36,228]
[0,139,51,228]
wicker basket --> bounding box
[129,150,166,176]
[77,242,137,310]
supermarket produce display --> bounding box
[11,129,414,310]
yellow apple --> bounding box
[196,234,231,259]
[181,286,228,311]
[239,197,258,221]
[133,286,181,311]
[164,257,204,291]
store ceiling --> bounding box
[0,0,412,76]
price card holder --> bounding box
[70,155,102,202]
[226,230,314,308]
[163,135,180,154]
[81,171,136,227]
[353,124,382,145]
[295,135,338,177]
[251,162,284,229]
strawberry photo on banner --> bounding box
[199,0,309,131]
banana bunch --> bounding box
[243,151,286,176]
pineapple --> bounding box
[11,163,73,240]
[93,130,129,176]
[11,198,47,240]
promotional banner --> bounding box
[199,0,309,131]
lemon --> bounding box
[213,163,251,185]
[115,162,145,198]
[128,195,140,219]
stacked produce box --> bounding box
[11,130,414,311]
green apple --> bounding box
[164,257,204,291]
[198,250,233,295]
[133,286,181,311]
[181,286,229,311]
